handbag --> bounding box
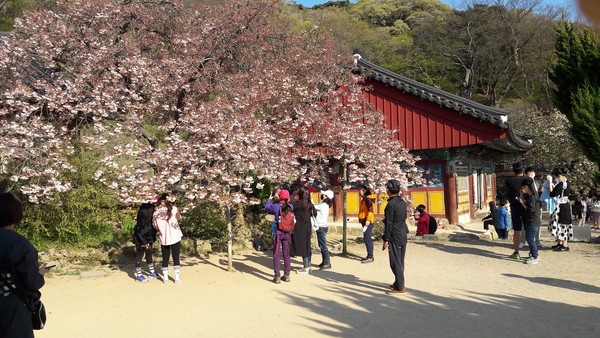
[0,272,47,330]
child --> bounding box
[518,179,542,264]
[495,199,510,239]
[132,201,157,283]
[481,201,496,236]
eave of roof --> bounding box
[355,58,509,129]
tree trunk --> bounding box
[226,205,233,271]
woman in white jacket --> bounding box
[314,190,334,270]
[153,194,183,284]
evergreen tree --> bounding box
[550,21,600,172]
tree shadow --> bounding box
[502,273,600,294]
[279,276,600,337]
[411,241,511,260]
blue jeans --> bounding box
[316,227,331,266]
[525,225,539,258]
[363,223,374,259]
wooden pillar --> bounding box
[446,173,458,224]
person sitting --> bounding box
[481,201,497,236]
[414,204,430,236]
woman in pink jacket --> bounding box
[153,194,183,284]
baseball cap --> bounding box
[279,189,290,199]
[321,190,334,199]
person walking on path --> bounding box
[359,185,376,263]
[549,168,573,252]
[495,199,510,239]
[132,201,158,283]
[505,163,526,260]
[517,179,543,265]
[269,189,293,283]
[0,193,50,338]
[314,190,334,270]
[291,186,316,274]
[382,179,409,295]
[153,194,183,283]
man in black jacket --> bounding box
[382,179,409,295]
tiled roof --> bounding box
[355,58,509,129]
[354,57,532,151]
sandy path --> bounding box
[35,226,600,338]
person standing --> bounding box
[314,190,334,270]
[0,193,50,338]
[153,194,183,283]
[382,179,409,295]
[549,168,573,252]
[522,167,544,248]
[132,201,157,283]
[291,186,316,274]
[504,163,526,259]
[540,174,556,214]
[591,193,600,230]
[358,185,376,263]
[269,189,293,283]
[518,179,542,264]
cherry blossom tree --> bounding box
[1,0,418,266]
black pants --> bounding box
[496,228,508,239]
[161,242,181,268]
[135,245,154,268]
[388,241,406,290]
[483,220,493,230]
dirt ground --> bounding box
[36,221,600,338]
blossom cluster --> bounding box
[0,0,419,206]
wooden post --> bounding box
[446,173,458,224]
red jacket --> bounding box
[416,212,430,236]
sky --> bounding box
[294,0,576,10]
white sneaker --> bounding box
[482,231,491,236]
[174,278,181,284]
[525,257,540,265]
[296,268,310,274]
[536,242,544,248]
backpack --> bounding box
[278,207,295,233]
[428,216,438,234]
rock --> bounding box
[355,236,364,244]
[422,234,437,241]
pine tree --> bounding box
[550,21,600,175]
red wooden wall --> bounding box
[363,80,508,150]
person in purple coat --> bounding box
[266,189,293,283]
